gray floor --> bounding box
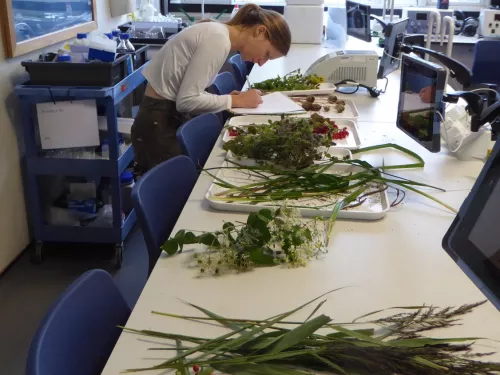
[0,226,149,375]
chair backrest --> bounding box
[26,269,130,375]
[176,113,221,169]
[471,40,500,88]
[209,71,237,95]
[132,155,198,273]
[229,54,247,90]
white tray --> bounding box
[277,83,337,97]
[205,162,390,220]
[289,96,359,120]
[222,115,361,150]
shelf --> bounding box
[15,62,149,104]
[37,209,136,244]
[28,143,134,177]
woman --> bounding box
[131,4,292,173]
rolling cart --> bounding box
[15,63,149,268]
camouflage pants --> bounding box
[131,96,194,175]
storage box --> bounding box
[284,5,324,44]
[21,44,149,87]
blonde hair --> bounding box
[199,4,291,56]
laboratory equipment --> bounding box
[396,54,447,152]
[305,50,379,88]
[479,9,500,37]
[381,0,395,22]
[284,4,324,44]
[117,34,135,53]
[442,139,500,310]
[346,1,372,43]
[454,11,479,37]
[403,8,451,36]
[377,18,409,79]
[325,6,347,49]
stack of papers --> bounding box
[230,92,305,115]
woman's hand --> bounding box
[231,89,263,108]
[230,90,241,95]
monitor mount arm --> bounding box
[400,44,473,88]
[444,91,500,134]
[370,15,388,33]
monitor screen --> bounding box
[377,18,409,79]
[443,144,500,310]
[416,13,428,21]
[396,54,446,152]
[346,1,372,43]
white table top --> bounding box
[101,42,500,374]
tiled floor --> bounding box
[0,227,148,375]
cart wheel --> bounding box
[114,243,124,269]
[31,241,44,265]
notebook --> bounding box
[230,92,305,115]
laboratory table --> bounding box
[101,43,500,374]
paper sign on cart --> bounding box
[36,99,100,150]
[230,92,305,115]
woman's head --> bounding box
[226,4,291,67]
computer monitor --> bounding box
[396,54,446,153]
[377,19,409,79]
[346,1,372,43]
[443,140,500,310]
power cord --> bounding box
[334,80,381,97]
[379,77,389,94]
[437,109,465,153]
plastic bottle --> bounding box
[74,33,90,46]
[117,33,135,53]
[120,171,135,215]
[231,4,239,19]
[111,30,121,45]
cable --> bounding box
[383,49,402,61]
[379,77,389,94]
[469,88,500,101]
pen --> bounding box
[246,75,252,89]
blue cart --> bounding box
[15,63,149,267]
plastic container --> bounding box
[88,35,117,63]
[21,44,149,86]
[70,33,90,63]
[56,55,72,62]
[231,4,239,18]
[120,171,135,214]
[117,34,135,53]
[112,30,121,45]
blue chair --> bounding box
[229,54,248,90]
[210,71,237,95]
[132,155,198,274]
[471,40,500,89]
[177,113,221,169]
[26,269,130,375]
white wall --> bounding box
[0,0,129,274]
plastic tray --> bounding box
[278,83,337,96]
[289,96,359,120]
[222,115,361,150]
[205,161,390,220]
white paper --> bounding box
[230,92,305,115]
[36,100,100,150]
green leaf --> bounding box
[175,230,186,252]
[304,300,327,323]
[249,247,275,265]
[309,353,348,375]
[327,328,375,338]
[223,222,236,231]
[181,300,244,332]
[390,337,484,348]
[239,331,285,351]
[266,314,331,354]
[352,305,429,323]
[183,231,198,244]
[247,212,264,227]
[257,209,274,222]
[412,356,449,371]
[161,238,179,255]
[198,368,213,375]
[329,325,386,346]
[213,363,312,375]
[197,233,220,247]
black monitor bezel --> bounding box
[377,18,409,79]
[346,0,372,43]
[396,54,446,153]
[443,141,500,310]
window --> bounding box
[168,0,419,8]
